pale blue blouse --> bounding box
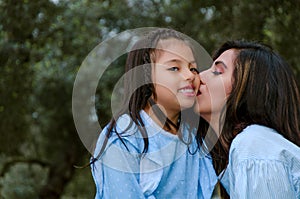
[220,124,300,199]
[91,111,217,199]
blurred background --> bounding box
[0,0,299,198]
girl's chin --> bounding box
[178,100,195,110]
[193,103,202,114]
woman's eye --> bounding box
[168,67,179,71]
[212,70,222,75]
[190,68,200,74]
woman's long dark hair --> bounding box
[92,28,200,163]
[197,40,300,198]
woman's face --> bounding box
[194,49,236,123]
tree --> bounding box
[1,0,299,198]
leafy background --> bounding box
[0,0,299,198]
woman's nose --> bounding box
[199,70,209,84]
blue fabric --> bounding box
[91,111,218,199]
[220,124,300,199]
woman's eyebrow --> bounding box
[215,61,227,69]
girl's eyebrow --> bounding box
[215,60,227,69]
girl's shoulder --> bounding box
[110,111,156,137]
[94,113,143,156]
[114,114,138,136]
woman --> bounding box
[195,40,300,198]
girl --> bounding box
[91,29,218,198]
[195,40,300,198]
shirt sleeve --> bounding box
[226,159,297,199]
[91,135,147,199]
[198,154,218,199]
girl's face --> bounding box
[152,38,200,114]
[195,49,236,123]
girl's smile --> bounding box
[177,84,196,97]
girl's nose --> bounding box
[183,68,195,81]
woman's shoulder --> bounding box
[230,124,300,163]
[232,124,281,146]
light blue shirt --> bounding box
[91,111,217,199]
[220,124,300,199]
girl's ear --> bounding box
[145,86,152,98]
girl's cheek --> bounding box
[194,75,201,89]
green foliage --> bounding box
[0,163,48,199]
[265,1,300,82]
[0,0,299,198]
[0,0,59,154]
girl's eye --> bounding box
[190,68,199,74]
[212,70,222,75]
[168,67,179,71]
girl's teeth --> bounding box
[179,89,194,93]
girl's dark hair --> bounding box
[197,40,300,198]
[92,28,199,162]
